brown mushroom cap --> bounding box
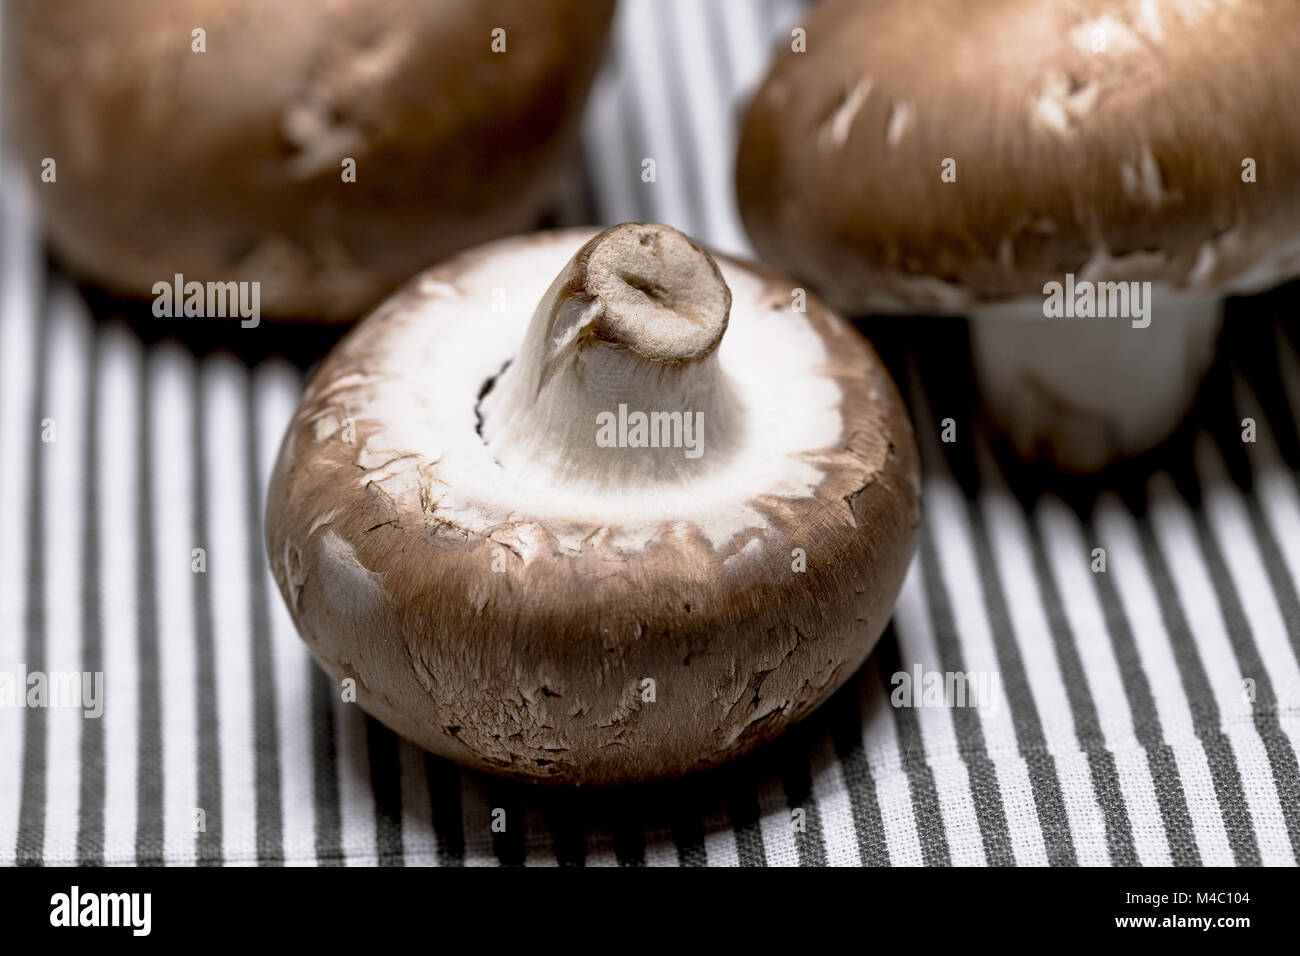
[737,0,1300,314]
[265,224,920,785]
[3,0,614,321]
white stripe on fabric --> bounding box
[0,180,41,868]
[335,703,377,866]
[716,0,772,106]
[457,771,496,868]
[859,655,925,865]
[203,355,261,865]
[152,344,200,865]
[97,327,143,868]
[98,324,142,866]
[521,805,556,868]
[580,815,618,867]
[39,280,92,864]
[700,802,741,866]
[808,731,867,866]
[756,772,798,866]
[643,827,679,866]
[396,739,435,867]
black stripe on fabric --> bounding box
[76,319,105,866]
[724,773,768,867]
[192,364,222,866]
[134,349,164,866]
[309,661,343,866]
[669,780,708,866]
[424,756,465,866]
[14,267,51,867]
[365,716,404,866]
[1077,510,1202,866]
[536,793,585,868]
[573,150,601,229]
[1016,503,1138,865]
[1257,340,1300,471]
[486,781,526,867]
[827,674,891,865]
[1119,483,1261,865]
[612,799,647,867]
[1282,308,1300,372]
[874,627,952,866]
[1218,305,1300,471]
[1224,339,1300,672]
[1170,448,1300,863]
[243,370,284,866]
[1232,418,1300,672]
[611,796,647,868]
[777,728,829,867]
[914,523,1016,866]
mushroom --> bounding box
[2,0,615,322]
[736,0,1300,471]
[265,222,920,785]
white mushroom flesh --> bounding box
[969,284,1222,471]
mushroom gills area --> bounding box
[478,223,745,493]
[349,229,841,552]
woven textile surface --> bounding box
[2,0,1299,866]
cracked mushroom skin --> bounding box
[737,0,1300,470]
[265,223,920,786]
[3,0,615,322]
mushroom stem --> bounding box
[478,223,742,491]
[968,287,1223,471]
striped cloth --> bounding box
[3,0,1300,867]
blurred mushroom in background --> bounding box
[737,0,1300,471]
[2,0,615,322]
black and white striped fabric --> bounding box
[3,0,1299,866]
